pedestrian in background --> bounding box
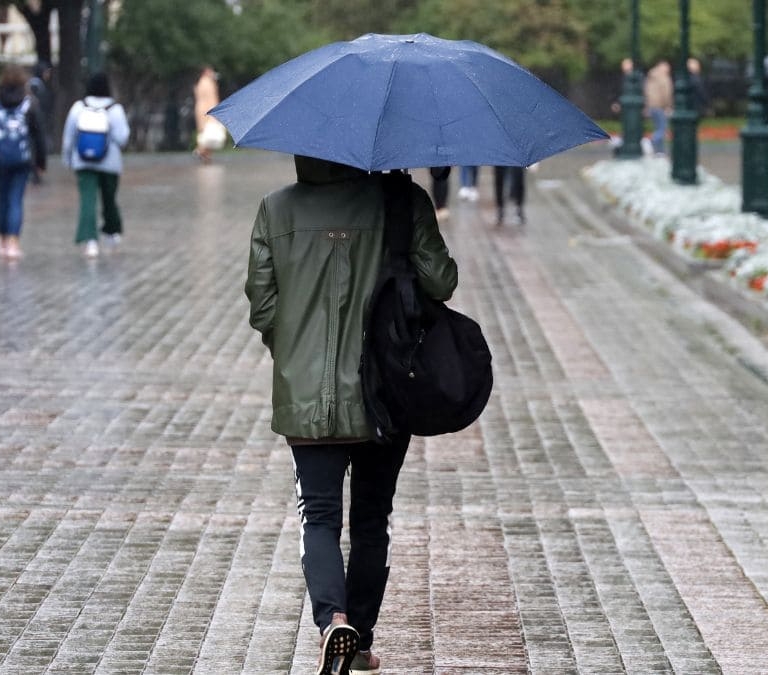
[609,58,637,154]
[193,66,225,163]
[493,165,525,226]
[29,61,54,157]
[245,155,457,675]
[430,165,451,221]
[457,165,479,201]
[62,72,130,258]
[0,64,46,260]
[611,57,635,116]
[687,58,708,118]
[643,61,673,155]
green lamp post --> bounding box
[617,0,644,158]
[741,0,768,216]
[670,0,698,184]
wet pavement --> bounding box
[1,144,767,674]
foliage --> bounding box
[108,0,324,89]
[572,0,752,69]
[106,0,756,92]
[398,0,588,80]
[307,0,417,41]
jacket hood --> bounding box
[0,85,26,109]
[294,155,367,185]
[84,95,115,108]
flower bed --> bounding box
[672,213,766,259]
[726,249,768,295]
[583,156,768,297]
[583,157,740,241]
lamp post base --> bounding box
[742,125,768,217]
[671,109,698,184]
[616,94,644,159]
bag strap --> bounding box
[381,171,423,321]
[81,100,116,112]
[382,171,414,258]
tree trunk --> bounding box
[54,0,85,151]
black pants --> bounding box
[494,165,525,209]
[431,166,450,210]
[291,436,409,651]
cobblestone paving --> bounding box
[0,148,766,674]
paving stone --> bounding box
[0,148,765,673]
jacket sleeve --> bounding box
[409,184,458,301]
[110,104,130,148]
[244,199,277,351]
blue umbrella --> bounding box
[210,33,608,171]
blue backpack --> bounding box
[0,98,32,168]
[76,101,113,162]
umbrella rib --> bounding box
[369,58,399,169]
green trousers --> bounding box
[75,170,122,243]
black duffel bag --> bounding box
[360,171,493,442]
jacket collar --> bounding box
[294,155,367,185]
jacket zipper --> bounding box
[325,236,340,433]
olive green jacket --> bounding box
[245,157,458,440]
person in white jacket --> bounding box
[61,72,130,257]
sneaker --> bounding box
[350,649,381,674]
[84,240,99,258]
[103,233,122,247]
[4,237,22,259]
[467,187,479,202]
[457,186,470,200]
[317,613,359,675]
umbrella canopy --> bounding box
[210,33,608,171]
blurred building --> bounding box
[0,5,59,65]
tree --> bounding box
[571,0,752,70]
[307,0,416,40]
[108,0,325,149]
[399,0,589,85]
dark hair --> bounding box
[0,64,28,89]
[86,72,111,97]
[33,61,52,78]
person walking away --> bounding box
[29,61,54,161]
[0,64,46,260]
[493,165,525,226]
[687,58,708,118]
[430,166,451,221]
[643,61,673,155]
[457,165,479,201]
[61,72,130,258]
[245,155,457,674]
[610,58,636,155]
[193,66,224,163]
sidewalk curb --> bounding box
[571,176,768,339]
